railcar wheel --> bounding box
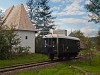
[58,57,63,60]
[58,54,63,60]
[49,53,54,61]
[73,52,78,58]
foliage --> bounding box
[0,26,20,59]
[15,46,30,56]
[0,17,29,60]
[0,53,48,68]
[70,30,95,65]
[70,30,93,49]
[85,0,100,24]
[96,28,100,51]
[26,0,55,53]
[26,0,55,35]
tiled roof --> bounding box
[3,3,37,32]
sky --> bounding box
[0,0,99,37]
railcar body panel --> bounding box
[43,34,80,60]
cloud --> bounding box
[63,0,86,15]
[85,0,92,4]
[58,18,88,24]
[69,0,82,3]
[51,0,62,2]
[51,0,82,3]
[57,25,98,37]
[50,6,60,11]
[51,0,86,16]
[0,6,5,12]
[52,11,67,16]
[54,17,97,37]
[82,15,91,20]
[52,11,85,17]
[80,26,98,37]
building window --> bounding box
[25,36,28,39]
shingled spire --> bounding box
[3,3,36,32]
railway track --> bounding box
[0,60,61,74]
[0,54,96,75]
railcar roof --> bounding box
[43,34,80,41]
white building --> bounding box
[3,4,37,53]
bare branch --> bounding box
[89,0,100,8]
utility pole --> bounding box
[57,32,59,57]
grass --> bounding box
[84,52,100,73]
[0,53,49,68]
[70,51,100,73]
[16,51,100,75]
[16,64,84,75]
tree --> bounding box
[27,0,55,53]
[70,30,94,65]
[0,17,20,59]
[69,30,89,49]
[26,0,55,35]
[85,0,100,23]
[96,28,100,51]
[0,17,29,60]
[0,27,20,59]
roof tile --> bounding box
[3,3,37,32]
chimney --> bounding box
[65,30,67,36]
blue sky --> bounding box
[0,0,99,37]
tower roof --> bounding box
[3,3,36,32]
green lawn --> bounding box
[16,64,84,75]
[71,51,100,73]
[16,52,100,75]
[0,53,49,68]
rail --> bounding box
[0,60,60,74]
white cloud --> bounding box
[51,0,82,3]
[58,18,88,24]
[69,0,82,3]
[85,0,92,4]
[55,24,98,37]
[80,26,98,37]
[57,25,98,37]
[50,6,60,11]
[82,15,91,20]
[52,11,67,16]
[51,0,62,2]
[66,10,85,15]
[0,6,5,12]
[51,0,86,16]
[54,17,97,37]
[52,11,85,17]
[54,21,64,25]
[63,0,86,15]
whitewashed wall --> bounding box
[15,30,35,53]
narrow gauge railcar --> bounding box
[43,34,80,60]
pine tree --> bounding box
[27,0,55,35]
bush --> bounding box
[0,18,30,60]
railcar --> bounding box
[43,34,80,60]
